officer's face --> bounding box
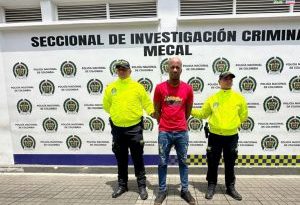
[168,59,182,80]
[116,67,131,79]
[219,77,233,90]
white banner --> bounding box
[1,21,299,165]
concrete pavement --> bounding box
[0,173,299,205]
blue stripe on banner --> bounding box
[14,154,160,166]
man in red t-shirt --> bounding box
[153,56,195,205]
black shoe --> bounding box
[205,184,216,200]
[154,192,167,205]
[226,186,242,201]
[181,190,196,205]
[138,187,148,200]
[112,186,128,198]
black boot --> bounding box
[154,191,167,205]
[205,184,216,200]
[138,186,148,200]
[181,190,196,205]
[112,186,128,198]
[226,186,242,201]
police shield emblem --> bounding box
[87,79,103,95]
[17,99,32,114]
[61,61,76,77]
[239,76,256,93]
[143,117,154,131]
[160,58,169,75]
[289,76,300,93]
[66,135,82,150]
[138,78,153,93]
[109,60,118,76]
[89,117,105,132]
[63,98,79,114]
[188,117,203,132]
[43,117,58,133]
[39,80,55,95]
[21,135,36,150]
[286,116,300,132]
[266,57,284,74]
[13,62,28,79]
[261,135,278,151]
[239,117,254,132]
[188,77,204,93]
[263,96,281,113]
[212,57,230,75]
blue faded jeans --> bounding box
[158,131,189,192]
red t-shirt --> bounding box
[154,81,194,131]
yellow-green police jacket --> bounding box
[191,89,248,136]
[103,77,154,127]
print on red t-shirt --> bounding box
[154,81,193,131]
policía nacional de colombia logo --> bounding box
[111,87,117,95]
[263,96,281,113]
[13,62,29,79]
[160,58,169,75]
[87,79,103,95]
[213,102,219,108]
[138,78,153,93]
[286,116,300,132]
[239,76,257,93]
[21,135,36,150]
[39,80,55,95]
[109,60,118,76]
[17,99,32,114]
[61,61,76,77]
[89,117,105,132]
[188,77,204,93]
[143,117,154,131]
[43,117,58,133]
[63,98,79,114]
[239,117,254,132]
[261,135,279,151]
[66,135,82,150]
[188,117,203,132]
[212,57,230,75]
[266,57,284,74]
[289,76,300,93]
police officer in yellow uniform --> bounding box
[192,71,248,201]
[103,60,154,200]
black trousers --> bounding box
[110,119,146,188]
[206,133,239,188]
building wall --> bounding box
[0,32,14,165]
[0,0,299,166]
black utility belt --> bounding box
[109,117,143,129]
[209,133,238,137]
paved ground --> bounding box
[0,173,299,205]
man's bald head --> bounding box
[168,56,182,67]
